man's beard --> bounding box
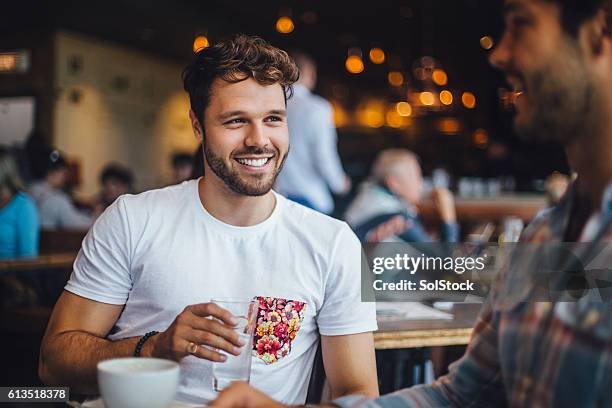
[204,144,287,196]
[514,40,594,145]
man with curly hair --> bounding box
[39,35,378,405]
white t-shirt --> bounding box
[65,179,377,406]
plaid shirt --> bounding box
[335,182,612,408]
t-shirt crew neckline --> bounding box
[192,177,282,237]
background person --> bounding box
[345,149,458,243]
[0,147,39,259]
[275,51,351,214]
[171,152,195,185]
[29,150,93,230]
[95,163,134,211]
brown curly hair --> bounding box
[182,34,299,125]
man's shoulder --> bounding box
[116,180,196,216]
[278,194,353,240]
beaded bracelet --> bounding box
[133,330,159,357]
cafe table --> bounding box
[0,252,77,275]
[374,302,480,350]
[373,302,481,393]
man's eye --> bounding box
[509,15,532,31]
[265,116,283,122]
[225,118,246,125]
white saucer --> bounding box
[76,398,203,408]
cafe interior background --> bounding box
[1,0,569,398]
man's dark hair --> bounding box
[171,152,194,168]
[100,163,133,187]
[45,150,67,174]
[182,34,299,127]
[548,0,611,36]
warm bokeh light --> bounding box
[357,100,386,128]
[438,118,462,134]
[480,36,494,50]
[331,101,349,128]
[276,16,295,34]
[395,102,412,117]
[369,48,386,64]
[462,92,477,109]
[432,69,448,86]
[386,110,403,128]
[388,71,404,86]
[439,90,453,106]
[192,35,209,52]
[345,55,365,74]
[473,128,489,147]
[419,91,436,106]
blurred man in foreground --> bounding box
[344,149,458,243]
[212,0,612,406]
[275,51,351,214]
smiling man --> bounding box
[212,1,612,407]
[38,35,378,406]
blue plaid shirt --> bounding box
[335,182,612,408]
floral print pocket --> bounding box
[252,296,307,364]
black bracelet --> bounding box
[134,330,159,357]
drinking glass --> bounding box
[211,298,258,392]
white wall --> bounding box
[53,31,197,196]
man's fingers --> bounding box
[188,303,238,325]
[184,314,246,347]
[187,328,244,356]
[191,343,229,363]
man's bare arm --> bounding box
[38,291,143,394]
[321,333,379,399]
[39,290,245,395]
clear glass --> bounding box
[211,298,258,392]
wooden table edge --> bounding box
[374,327,473,349]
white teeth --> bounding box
[236,158,269,167]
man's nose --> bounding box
[245,123,269,148]
[488,32,511,70]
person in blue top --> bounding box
[0,148,39,259]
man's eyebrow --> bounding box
[217,110,245,120]
[267,109,287,116]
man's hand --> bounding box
[366,215,411,242]
[150,303,245,362]
[210,382,287,408]
[430,188,456,224]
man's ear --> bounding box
[384,175,401,195]
[189,110,204,143]
[582,7,611,56]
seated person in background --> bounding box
[30,150,93,230]
[39,34,378,406]
[544,171,571,207]
[95,163,134,211]
[275,50,351,214]
[344,149,458,243]
[0,148,39,259]
[171,152,195,184]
